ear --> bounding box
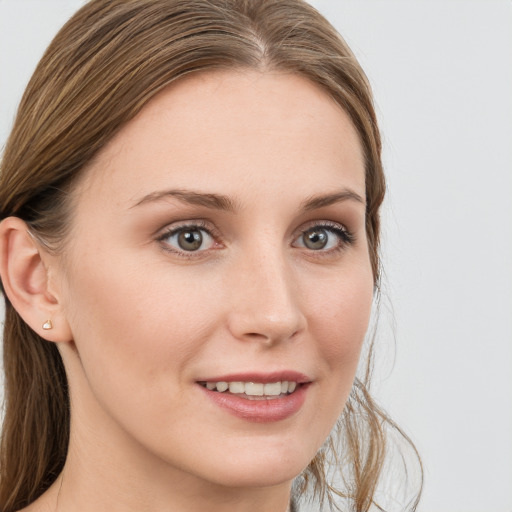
[0,217,73,343]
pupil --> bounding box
[178,229,203,251]
[304,229,328,250]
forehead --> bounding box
[76,70,365,208]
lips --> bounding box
[197,371,311,422]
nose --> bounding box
[225,249,307,346]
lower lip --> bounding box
[199,384,309,423]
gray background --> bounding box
[1,1,511,511]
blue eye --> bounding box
[294,224,353,251]
[161,226,215,252]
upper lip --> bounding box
[196,371,311,384]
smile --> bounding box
[197,373,311,422]
[199,380,298,399]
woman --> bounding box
[0,1,421,511]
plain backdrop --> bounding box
[0,1,511,511]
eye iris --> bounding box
[177,229,203,251]
[304,228,328,250]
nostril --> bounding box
[244,332,273,343]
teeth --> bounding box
[245,382,264,396]
[228,382,244,394]
[216,381,229,392]
[264,382,282,396]
[204,380,299,396]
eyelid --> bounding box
[296,219,351,236]
[293,220,355,250]
[155,220,223,257]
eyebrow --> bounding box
[300,189,366,210]
[130,189,239,212]
[130,187,365,212]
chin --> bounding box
[204,459,308,489]
[181,437,317,489]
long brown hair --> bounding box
[0,1,421,510]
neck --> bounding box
[29,463,293,512]
[36,412,292,511]
[33,352,295,512]
[49,431,294,512]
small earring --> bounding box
[42,319,53,330]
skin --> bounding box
[4,70,374,512]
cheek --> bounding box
[302,262,374,427]
[307,263,374,364]
[61,251,220,399]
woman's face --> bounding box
[55,70,374,490]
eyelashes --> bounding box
[156,219,356,259]
[293,221,355,251]
[156,220,221,257]
[157,221,217,253]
